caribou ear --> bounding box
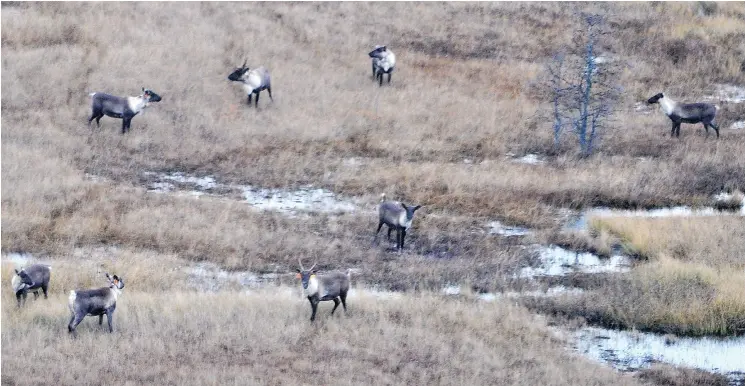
[142,87,145,92]
[401,202,408,210]
[413,205,422,211]
[14,269,20,275]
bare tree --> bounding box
[546,13,620,157]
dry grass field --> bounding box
[530,216,745,336]
[1,255,643,386]
[2,2,745,385]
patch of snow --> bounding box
[592,56,610,64]
[242,187,358,214]
[705,84,745,104]
[633,102,653,114]
[146,172,217,190]
[185,263,280,292]
[487,221,531,237]
[510,153,546,165]
[143,172,360,215]
[2,253,35,267]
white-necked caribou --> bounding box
[227,60,273,108]
[88,88,162,134]
[296,259,350,322]
[647,93,720,138]
[68,273,125,337]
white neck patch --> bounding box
[399,212,412,229]
[304,275,320,297]
[11,275,28,292]
[110,285,122,300]
[241,69,264,94]
[127,96,147,113]
[658,95,676,116]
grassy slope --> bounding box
[3,2,745,384]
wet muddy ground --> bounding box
[13,171,745,383]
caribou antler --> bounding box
[242,58,248,69]
[298,258,305,271]
[309,261,317,272]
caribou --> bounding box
[374,193,422,251]
[369,45,396,86]
[647,93,720,138]
[11,264,51,307]
[296,259,350,322]
[88,88,162,134]
[68,273,125,337]
[227,59,273,108]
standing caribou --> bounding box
[68,273,125,337]
[88,88,162,134]
[647,93,720,138]
[374,193,423,251]
[227,60,273,108]
[369,45,396,86]
[11,264,52,307]
[296,259,350,322]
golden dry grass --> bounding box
[590,215,745,267]
[531,216,745,336]
[1,259,640,386]
[3,2,745,384]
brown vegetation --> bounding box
[529,217,745,336]
[1,256,640,386]
[3,2,745,384]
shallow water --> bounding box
[185,262,282,292]
[568,203,744,231]
[443,284,584,301]
[242,186,358,214]
[517,245,631,279]
[144,172,360,215]
[573,326,745,384]
[486,221,531,237]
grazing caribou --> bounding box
[227,60,273,108]
[369,45,396,86]
[88,88,162,134]
[647,93,720,138]
[296,259,350,322]
[11,264,52,307]
[374,193,422,250]
[68,273,125,337]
